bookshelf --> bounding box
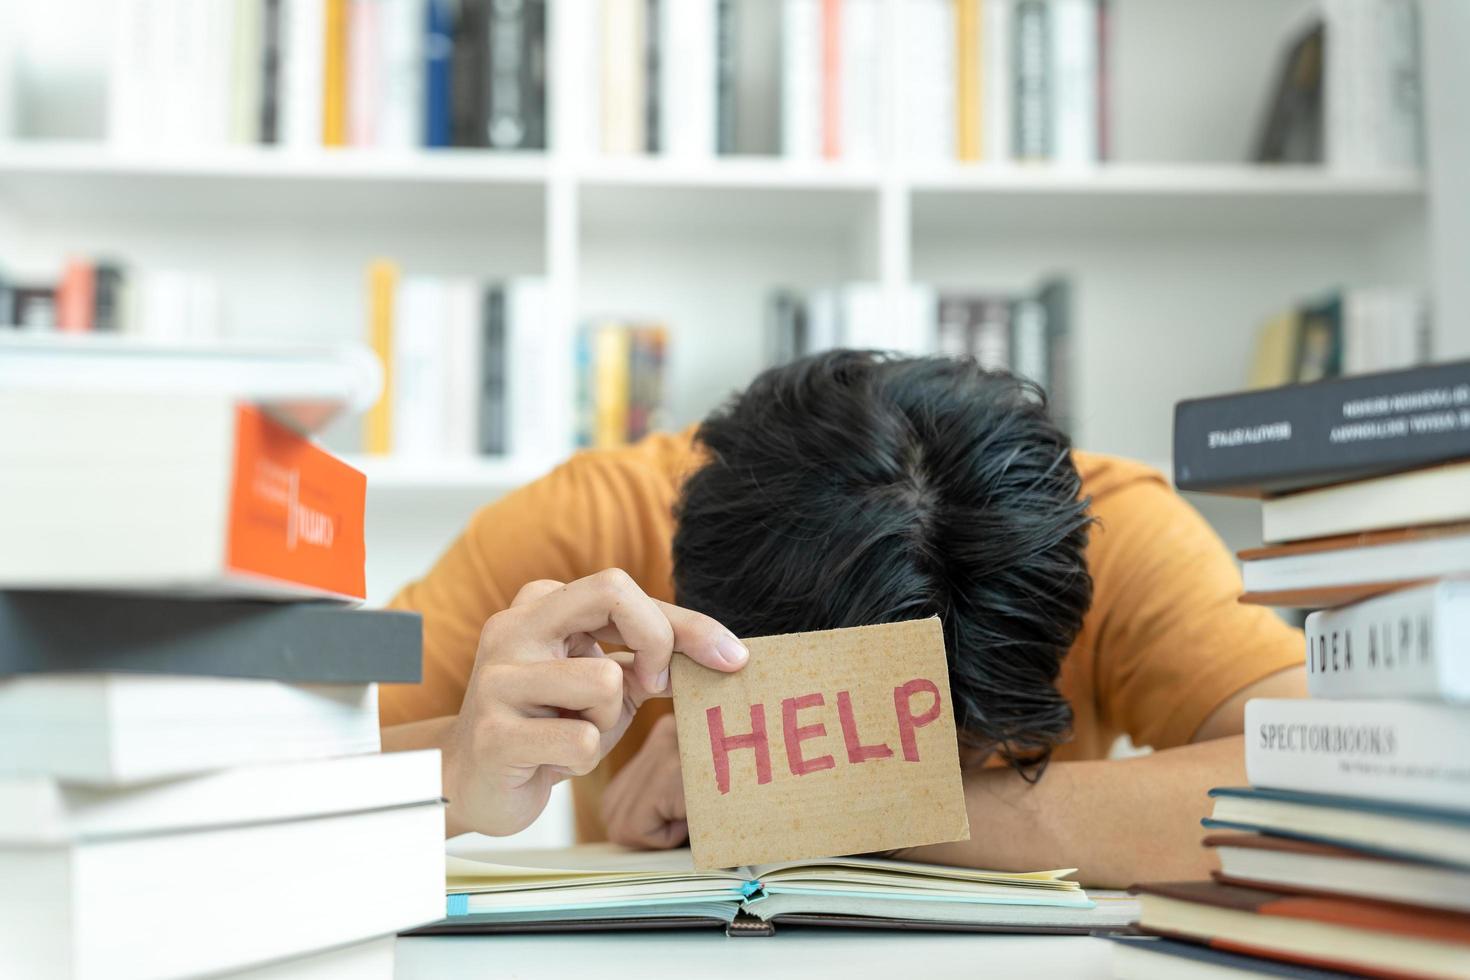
[2,0,1466,607]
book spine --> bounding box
[424,0,453,146]
[661,0,716,158]
[479,285,507,455]
[983,0,1012,161]
[644,0,661,153]
[230,0,264,143]
[452,0,487,146]
[904,0,955,162]
[782,0,821,159]
[1173,360,1470,496]
[393,278,449,457]
[486,0,526,148]
[506,279,554,458]
[1378,0,1422,169]
[281,0,326,147]
[1049,0,1096,165]
[443,278,481,457]
[593,324,632,448]
[601,0,646,154]
[363,259,397,455]
[261,0,283,143]
[92,263,126,333]
[524,0,547,150]
[380,0,424,148]
[955,0,980,161]
[348,0,381,146]
[839,0,879,164]
[716,0,737,154]
[55,259,96,333]
[1304,582,1470,702]
[226,405,367,600]
[1244,698,1470,811]
[1038,278,1071,430]
[1096,0,1109,161]
[820,0,841,160]
[1013,0,1049,161]
[323,0,350,145]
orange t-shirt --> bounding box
[382,430,1302,842]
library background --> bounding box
[2,0,1468,854]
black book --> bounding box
[260,0,283,144]
[92,262,125,332]
[1038,278,1072,433]
[1254,19,1324,164]
[1174,359,1470,497]
[645,0,661,154]
[452,0,489,147]
[1013,0,1051,161]
[522,0,547,150]
[0,593,421,682]
[486,0,547,150]
[479,284,507,455]
[715,0,736,154]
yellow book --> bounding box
[955,0,981,161]
[593,324,631,449]
[323,0,348,146]
[1248,310,1301,389]
[364,259,397,454]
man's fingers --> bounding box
[523,570,676,693]
[511,579,565,607]
[653,600,748,675]
[504,717,604,776]
[487,659,625,733]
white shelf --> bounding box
[350,454,556,494]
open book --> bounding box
[405,840,1139,937]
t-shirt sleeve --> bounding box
[378,451,664,728]
[1087,474,1304,750]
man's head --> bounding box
[672,351,1094,776]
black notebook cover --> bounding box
[0,592,421,683]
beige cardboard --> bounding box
[671,617,971,870]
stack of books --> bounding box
[1247,287,1429,390]
[1111,361,1470,978]
[0,340,443,979]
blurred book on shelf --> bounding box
[361,261,570,462]
[1246,287,1428,390]
[593,0,1110,165]
[765,277,1073,431]
[576,320,669,450]
[1,257,221,340]
[1254,0,1422,170]
[106,0,546,151]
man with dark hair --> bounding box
[383,352,1304,886]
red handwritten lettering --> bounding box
[894,678,942,762]
[707,703,772,794]
[837,689,893,763]
[782,693,836,776]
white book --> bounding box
[381,0,426,148]
[806,287,842,353]
[0,675,380,786]
[0,388,366,600]
[840,0,881,163]
[0,802,442,979]
[0,750,439,843]
[600,0,646,155]
[229,0,265,143]
[781,0,822,160]
[0,335,381,433]
[1244,698,1470,811]
[443,278,483,458]
[660,0,717,159]
[349,0,383,146]
[904,0,956,162]
[982,0,1013,162]
[220,936,396,980]
[506,278,571,461]
[392,276,450,458]
[1049,0,1097,165]
[839,282,885,349]
[1241,529,1470,596]
[1376,0,1423,169]
[1304,579,1470,702]
[1262,462,1470,545]
[107,0,153,144]
[281,0,327,147]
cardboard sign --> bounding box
[671,617,971,869]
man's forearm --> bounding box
[901,735,1245,888]
[381,716,472,838]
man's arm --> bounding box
[897,664,1306,887]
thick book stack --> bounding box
[0,344,443,979]
[1247,287,1429,390]
[593,0,1109,164]
[1254,0,1423,171]
[766,276,1073,432]
[107,0,546,150]
[1113,362,1470,978]
[361,261,571,461]
[1,256,221,339]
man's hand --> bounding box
[441,569,747,838]
[601,713,689,850]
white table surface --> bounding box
[394,932,1116,979]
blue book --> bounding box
[425,0,454,146]
[1204,786,1470,871]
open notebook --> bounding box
[404,840,1139,937]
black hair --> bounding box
[672,350,1094,778]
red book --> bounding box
[56,259,96,333]
[821,0,842,160]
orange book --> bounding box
[363,259,397,455]
[55,259,96,333]
[955,0,981,161]
[226,404,367,600]
[821,0,841,160]
[323,0,349,145]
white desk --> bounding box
[394,932,1115,978]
